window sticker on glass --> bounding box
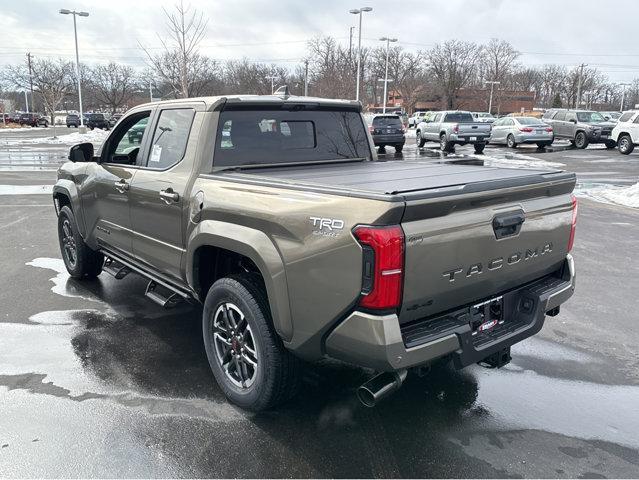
[150,144,162,163]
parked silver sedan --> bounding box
[490,116,554,148]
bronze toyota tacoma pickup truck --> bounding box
[53,94,577,410]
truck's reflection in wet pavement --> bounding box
[2,259,638,478]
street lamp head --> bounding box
[379,36,387,41]
[361,6,373,12]
[349,8,360,14]
[389,38,398,42]
[59,9,71,14]
[78,11,89,16]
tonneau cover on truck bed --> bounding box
[217,160,575,201]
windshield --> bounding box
[444,112,474,123]
[577,112,605,122]
[214,109,371,167]
[479,113,494,118]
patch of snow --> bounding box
[0,184,53,195]
[576,182,639,209]
[471,152,566,170]
[26,257,104,303]
[0,126,34,132]
[17,129,109,145]
[404,129,416,138]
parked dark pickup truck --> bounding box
[53,94,577,411]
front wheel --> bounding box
[574,131,589,149]
[202,274,302,411]
[416,130,426,148]
[604,140,617,149]
[618,134,634,155]
[57,206,103,279]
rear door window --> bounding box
[214,109,371,167]
[146,108,195,169]
[553,111,567,121]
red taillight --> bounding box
[353,225,404,311]
[568,194,578,252]
[545,127,553,132]
[519,127,534,132]
[453,124,459,133]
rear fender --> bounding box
[185,220,292,341]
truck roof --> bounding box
[137,94,362,112]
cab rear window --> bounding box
[444,113,474,123]
[213,109,371,167]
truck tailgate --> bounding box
[456,123,491,136]
[399,173,575,324]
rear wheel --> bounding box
[395,144,403,153]
[202,274,302,411]
[416,130,426,148]
[574,131,589,149]
[618,134,634,155]
[57,206,103,279]
[604,140,617,149]
[507,134,517,148]
[473,143,485,154]
[536,142,551,149]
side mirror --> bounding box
[68,142,94,162]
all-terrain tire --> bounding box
[618,134,634,155]
[57,206,103,279]
[574,131,589,149]
[202,273,302,411]
[416,130,426,148]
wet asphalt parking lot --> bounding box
[1,127,638,478]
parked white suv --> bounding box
[408,111,428,128]
[610,110,639,154]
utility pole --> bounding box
[303,59,309,96]
[575,63,587,108]
[266,75,277,94]
[26,53,34,113]
[485,80,501,114]
[349,7,373,102]
[379,37,397,114]
[619,83,631,112]
[349,26,355,57]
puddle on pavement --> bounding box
[1,255,637,461]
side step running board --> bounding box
[103,258,131,279]
[145,281,182,308]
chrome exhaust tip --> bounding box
[357,369,407,407]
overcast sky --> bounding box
[1,0,638,83]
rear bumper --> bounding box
[372,134,405,145]
[449,133,490,144]
[515,133,554,144]
[325,254,575,372]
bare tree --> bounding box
[140,1,212,98]
[86,62,138,114]
[3,58,74,121]
[426,40,480,109]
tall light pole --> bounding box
[266,75,278,94]
[485,80,501,114]
[349,7,372,102]
[619,83,631,112]
[379,37,397,113]
[575,63,587,108]
[59,9,89,130]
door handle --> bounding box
[159,188,179,204]
[114,179,129,193]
